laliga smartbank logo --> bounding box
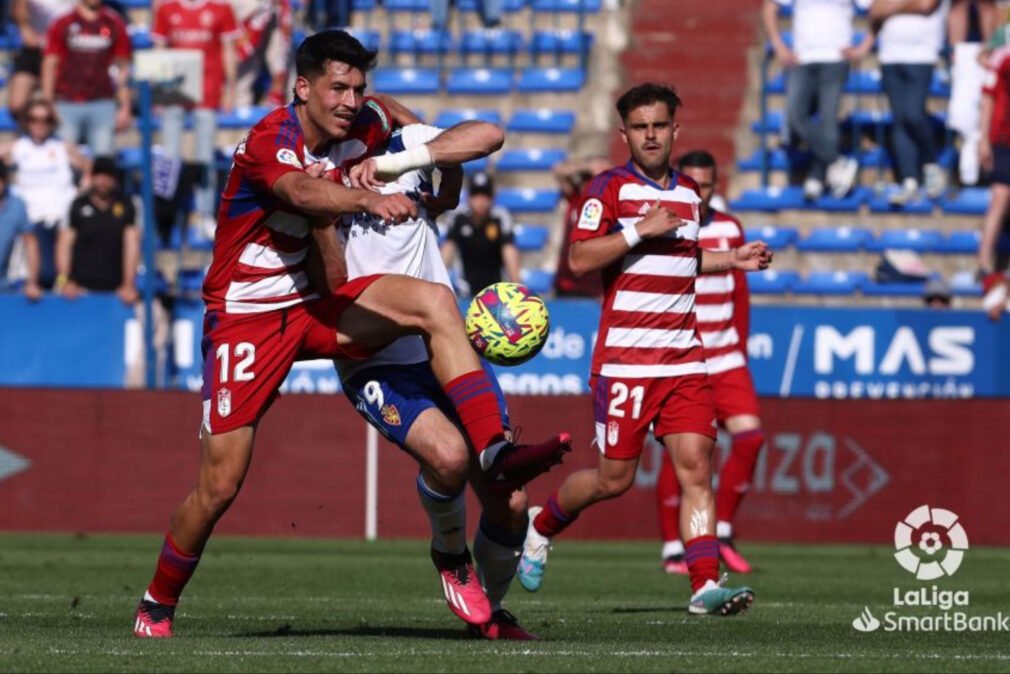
[852,505,1008,633]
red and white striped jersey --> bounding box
[203,99,393,315]
[571,161,706,379]
[695,210,750,375]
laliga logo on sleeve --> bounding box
[894,505,969,580]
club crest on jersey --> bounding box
[381,404,402,426]
[578,198,604,231]
[276,148,302,169]
[217,389,232,418]
[607,420,619,447]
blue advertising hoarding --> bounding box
[2,294,1009,398]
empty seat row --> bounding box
[357,28,593,56]
[763,68,950,98]
[372,66,584,94]
[743,225,981,254]
[748,270,981,296]
[730,179,979,215]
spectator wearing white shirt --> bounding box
[870,0,951,204]
[762,0,875,201]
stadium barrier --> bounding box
[0,389,1007,545]
[2,296,1010,398]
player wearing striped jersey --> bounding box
[518,83,771,617]
[337,121,547,640]
[133,30,569,639]
[656,151,766,577]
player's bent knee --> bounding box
[197,474,244,516]
[596,472,635,500]
[427,445,469,487]
[418,284,461,326]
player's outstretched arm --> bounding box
[700,242,773,273]
[351,121,505,189]
[273,171,418,223]
[569,201,685,276]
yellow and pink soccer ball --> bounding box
[465,282,550,366]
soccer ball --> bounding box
[465,282,550,366]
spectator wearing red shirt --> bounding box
[152,0,241,231]
[41,0,132,156]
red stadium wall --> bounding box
[0,389,1007,545]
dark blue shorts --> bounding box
[993,146,1010,185]
[342,361,509,449]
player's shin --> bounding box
[417,473,467,555]
[656,450,682,547]
[715,429,765,526]
[145,534,201,606]
[473,514,526,610]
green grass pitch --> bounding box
[1,533,1008,673]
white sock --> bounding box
[716,521,733,539]
[661,540,684,560]
[473,515,525,612]
[416,474,466,555]
[143,591,159,604]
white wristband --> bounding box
[371,145,434,180]
[621,222,642,249]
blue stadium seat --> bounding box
[801,186,873,213]
[930,69,951,98]
[389,29,453,55]
[459,0,528,10]
[531,30,593,55]
[447,67,513,94]
[751,110,785,135]
[950,271,983,296]
[462,156,491,173]
[856,146,892,169]
[514,225,550,251]
[866,228,944,253]
[531,0,602,10]
[744,225,798,251]
[507,108,576,134]
[861,280,928,297]
[459,29,525,56]
[186,224,214,251]
[0,24,21,51]
[517,67,584,93]
[135,268,170,295]
[845,70,881,94]
[119,0,152,7]
[129,25,154,50]
[384,0,430,10]
[793,271,867,295]
[217,106,273,130]
[352,0,378,8]
[764,72,787,95]
[729,186,806,212]
[747,269,799,294]
[868,189,935,215]
[373,68,441,94]
[521,268,556,294]
[736,148,801,172]
[118,147,143,170]
[941,187,990,215]
[937,230,981,254]
[177,269,206,292]
[346,28,382,52]
[796,226,872,252]
[433,109,503,128]
[0,109,16,133]
[496,147,567,172]
[496,188,561,212]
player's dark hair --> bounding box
[293,30,377,103]
[677,150,717,178]
[616,83,682,121]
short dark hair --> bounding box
[677,150,717,176]
[616,83,682,121]
[295,30,377,81]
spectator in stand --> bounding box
[152,0,241,234]
[1,99,90,294]
[869,0,950,205]
[440,171,520,297]
[56,156,138,305]
[923,276,953,307]
[42,0,132,157]
[306,0,351,29]
[0,161,36,295]
[432,0,503,31]
[552,156,608,298]
[8,0,76,117]
[977,30,1010,320]
[231,0,293,108]
[762,0,875,202]
[947,0,998,185]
